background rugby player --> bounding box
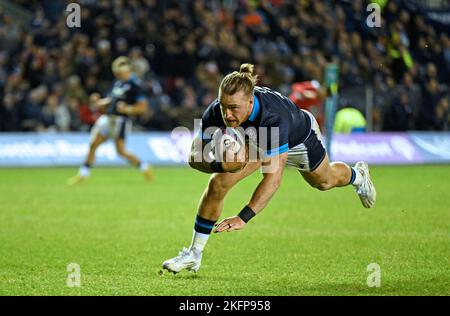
[68,56,153,184]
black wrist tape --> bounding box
[210,161,224,173]
[238,205,256,223]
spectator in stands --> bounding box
[436,96,450,131]
[383,91,414,131]
[22,85,47,131]
[334,106,367,134]
[417,78,444,130]
[0,93,21,131]
[0,0,448,133]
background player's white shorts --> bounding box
[90,114,132,141]
[286,110,327,172]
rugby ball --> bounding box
[211,127,244,156]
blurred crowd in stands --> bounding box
[0,0,449,133]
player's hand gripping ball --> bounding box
[212,127,243,153]
[211,127,247,166]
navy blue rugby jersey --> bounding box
[107,75,147,117]
[200,86,311,157]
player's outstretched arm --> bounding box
[89,93,111,110]
[247,152,288,212]
[214,152,288,233]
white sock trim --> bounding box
[189,230,210,253]
[79,166,90,177]
[352,167,364,186]
[140,162,148,172]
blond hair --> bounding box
[219,63,258,96]
[112,56,132,73]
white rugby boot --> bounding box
[162,247,202,274]
[354,161,376,208]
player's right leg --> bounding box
[289,110,376,208]
[162,161,261,274]
[300,156,376,208]
[67,116,109,185]
[67,133,107,185]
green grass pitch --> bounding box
[0,165,449,296]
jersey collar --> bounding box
[248,94,260,122]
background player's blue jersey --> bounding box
[201,86,311,157]
[107,75,146,117]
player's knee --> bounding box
[207,177,230,199]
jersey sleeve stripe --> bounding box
[266,143,289,156]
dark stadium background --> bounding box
[0,0,449,297]
[0,0,449,133]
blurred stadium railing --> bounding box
[1,131,450,167]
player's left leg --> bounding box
[300,154,352,190]
[114,138,154,181]
[289,110,376,208]
[114,137,140,166]
[299,155,376,208]
[114,118,153,181]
